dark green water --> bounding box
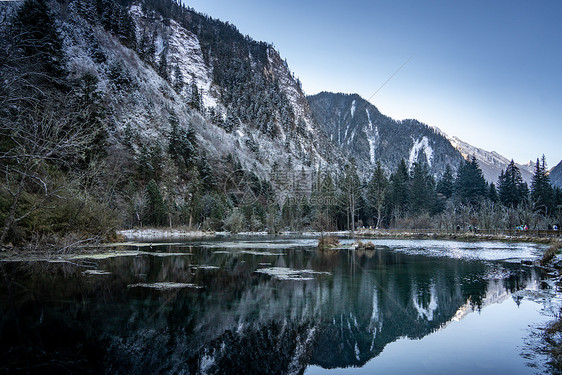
[0,238,556,374]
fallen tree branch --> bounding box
[57,236,100,254]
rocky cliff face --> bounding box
[549,160,562,188]
[54,0,344,183]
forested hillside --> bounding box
[0,0,344,246]
[0,0,560,249]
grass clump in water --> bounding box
[356,240,375,250]
[317,236,339,250]
[540,241,561,267]
[544,310,562,372]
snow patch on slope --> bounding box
[409,136,433,168]
[365,109,378,164]
[350,99,356,118]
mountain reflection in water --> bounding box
[0,239,547,374]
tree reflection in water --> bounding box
[0,240,544,374]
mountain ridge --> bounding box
[2,0,560,243]
[434,129,536,185]
[307,91,464,178]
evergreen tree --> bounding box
[75,0,97,24]
[223,108,238,132]
[410,162,433,214]
[553,187,562,220]
[367,161,388,228]
[145,179,167,226]
[138,29,150,61]
[168,115,197,170]
[426,173,438,214]
[189,81,202,110]
[183,166,202,228]
[137,29,157,66]
[197,152,215,190]
[531,155,554,215]
[436,165,454,199]
[454,156,487,205]
[158,51,169,82]
[14,0,66,78]
[488,182,499,203]
[117,8,137,49]
[497,160,526,207]
[136,145,163,184]
[389,159,410,218]
[555,187,562,206]
[173,65,184,93]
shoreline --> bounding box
[533,242,562,373]
[118,228,562,244]
[0,228,559,261]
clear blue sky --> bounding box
[186,0,562,167]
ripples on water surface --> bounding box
[0,237,558,374]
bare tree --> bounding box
[0,104,94,245]
[0,4,100,246]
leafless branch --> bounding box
[57,236,100,254]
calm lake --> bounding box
[0,237,559,374]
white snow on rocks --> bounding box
[82,270,112,276]
[127,282,203,290]
[255,267,331,281]
[119,229,214,241]
[129,5,217,109]
[408,136,433,168]
[365,109,379,164]
[166,19,217,108]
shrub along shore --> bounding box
[354,228,562,244]
[536,242,562,372]
[2,227,560,255]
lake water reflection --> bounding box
[0,238,555,374]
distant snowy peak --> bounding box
[440,131,534,184]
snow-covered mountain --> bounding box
[444,134,535,184]
[307,92,464,177]
[1,0,546,197]
[53,0,345,183]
